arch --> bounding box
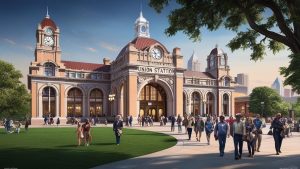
[191,92,201,116]
[206,92,215,116]
[183,91,188,115]
[89,88,103,117]
[223,93,229,116]
[38,84,59,118]
[41,86,56,118]
[43,62,56,76]
[67,87,83,117]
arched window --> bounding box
[183,92,187,115]
[191,92,201,116]
[224,77,230,87]
[44,62,55,76]
[89,89,103,117]
[223,94,229,116]
[42,86,56,117]
[206,92,215,116]
[67,88,83,117]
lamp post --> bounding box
[260,102,264,117]
[108,94,115,115]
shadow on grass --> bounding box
[0,147,133,169]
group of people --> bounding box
[44,116,60,126]
[3,118,30,134]
[138,115,154,127]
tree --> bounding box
[249,86,284,117]
[0,60,31,120]
[149,0,300,92]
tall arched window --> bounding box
[206,92,215,116]
[67,88,83,117]
[42,86,56,117]
[223,94,229,116]
[191,92,201,116]
[44,62,55,76]
[224,77,230,86]
[89,89,103,117]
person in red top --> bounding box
[226,115,235,137]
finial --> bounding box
[46,6,50,18]
[140,0,143,17]
[215,44,218,48]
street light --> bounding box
[261,102,264,117]
[108,94,115,115]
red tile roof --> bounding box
[41,18,57,30]
[61,60,110,72]
[184,71,215,79]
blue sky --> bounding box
[0,0,291,92]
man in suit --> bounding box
[113,115,123,145]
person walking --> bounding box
[25,119,29,132]
[245,118,256,158]
[177,115,183,133]
[171,115,176,132]
[183,115,188,134]
[205,116,214,145]
[253,114,263,152]
[82,119,92,146]
[270,113,284,155]
[76,123,83,146]
[129,115,133,127]
[232,113,246,160]
[214,115,230,157]
[187,115,194,140]
[113,115,123,145]
[194,116,204,142]
[56,118,60,127]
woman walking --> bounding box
[205,116,214,145]
[245,118,257,158]
[177,115,183,133]
[82,119,92,146]
[194,116,204,142]
[76,123,83,146]
[186,115,194,140]
[113,115,123,145]
[270,113,284,155]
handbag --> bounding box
[117,129,123,136]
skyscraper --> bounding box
[271,77,284,96]
[187,51,201,72]
[234,73,249,95]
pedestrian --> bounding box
[182,115,188,134]
[15,121,21,134]
[76,122,83,146]
[232,113,246,160]
[226,116,235,137]
[270,113,284,155]
[25,119,29,132]
[187,115,194,140]
[194,116,204,142]
[171,115,176,132]
[205,116,214,145]
[129,115,133,127]
[3,118,8,133]
[56,118,60,127]
[177,114,183,133]
[245,117,256,158]
[113,115,123,145]
[82,119,92,146]
[141,115,145,127]
[214,115,230,157]
[253,114,263,152]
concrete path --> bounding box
[91,123,300,169]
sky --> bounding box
[0,0,291,92]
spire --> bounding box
[215,44,218,48]
[46,6,50,18]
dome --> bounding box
[210,47,224,55]
[135,11,147,23]
[40,17,57,30]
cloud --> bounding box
[3,38,16,45]
[85,47,97,52]
[100,42,119,52]
[23,45,34,51]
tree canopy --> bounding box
[149,0,300,92]
[249,86,288,117]
[0,60,31,120]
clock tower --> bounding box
[135,11,150,38]
[34,9,61,64]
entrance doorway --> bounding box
[139,83,167,121]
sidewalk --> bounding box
[91,123,300,169]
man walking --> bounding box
[270,113,284,155]
[253,114,263,152]
[214,115,230,157]
[232,113,245,160]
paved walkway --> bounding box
[91,123,300,169]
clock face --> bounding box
[45,28,53,36]
[44,36,54,46]
[141,25,146,33]
[150,47,162,60]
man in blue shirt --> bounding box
[253,114,263,152]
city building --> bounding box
[187,51,201,72]
[234,73,249,95]
[284,88,292,97]
[28,11,235,124]
[271,77,284,96]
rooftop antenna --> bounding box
[140,0,143,16]
[46,6,50,18]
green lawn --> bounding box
[0,127,177,169]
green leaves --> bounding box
[0,60,31,120]
[280,53,300,93]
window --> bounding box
[44,62,55,76]
[224,77,230,87]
